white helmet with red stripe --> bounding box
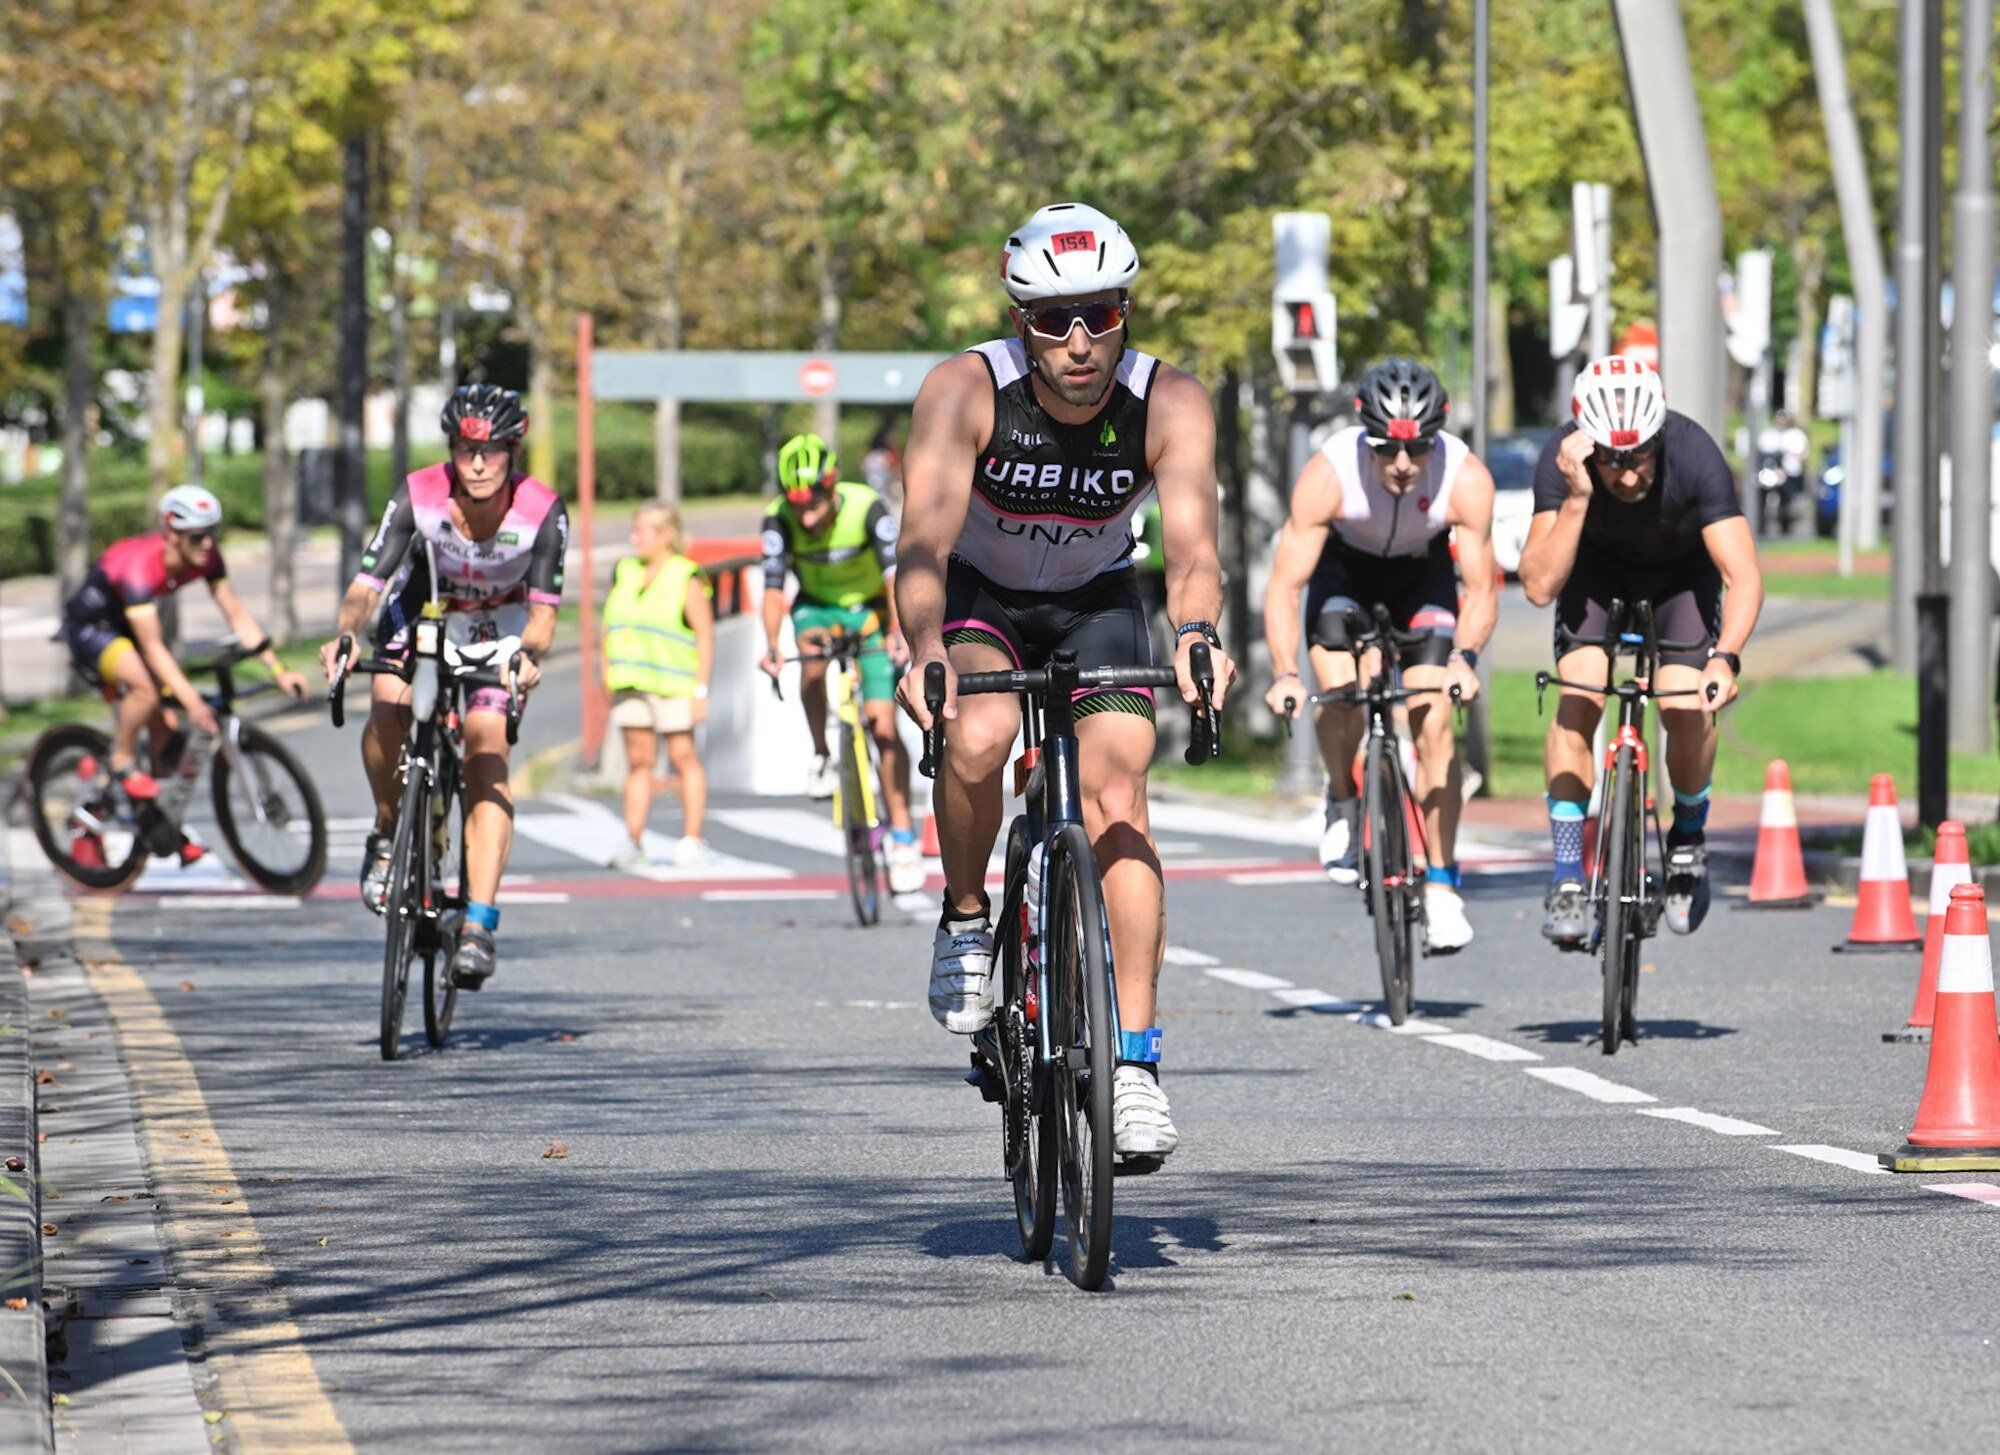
[1571,356,1666,450]
[1000,203,1140,303]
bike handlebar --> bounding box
[328,634,524,742]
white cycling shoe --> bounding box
[1112,1067,1179,1159]
[929,912,995,1033]
[887,839,926,895]
[1319,798,1361,884]
[1424,882,1474,953]
[805,755,837,801]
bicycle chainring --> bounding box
[1001,1005,1033,1175]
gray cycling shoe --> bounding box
[1663,838,1711,935]
[1541,879,1589,948]
[450,924,497,990]
[361,831,392,917]
[1319,796,1362,884]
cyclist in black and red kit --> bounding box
[1519,357,1763,947]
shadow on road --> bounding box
[1512,1018,1739,1045]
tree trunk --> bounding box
[389,236,412,488]
[1486,284,1516,434]
[335,132,370,587]
[527,250,559,487]
[145,277,187,496]
[261,280,298,645]
[654,398,682,504]
[811,235,842,443]
[1791,232,1825,432]
[57,283,94,606]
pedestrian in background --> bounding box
[602,502,713,870]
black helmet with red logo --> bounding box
[1355,357,1449,447]
[441,383,528,444]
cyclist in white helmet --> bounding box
[896,202,1238,1162]
[1519,357,1763,947]
[60,485,308,862]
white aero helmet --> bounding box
[1571,356,1667,451]
[159,483,223,532]
[1000,203,1140,303]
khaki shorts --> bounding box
[610,689,698,734]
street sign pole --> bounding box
[1467,0,1493,788]
[577,313,606,771]
[1947,0,1995,752]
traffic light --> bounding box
[1272,213,1339,393]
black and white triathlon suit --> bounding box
[1304,425,1471,668]
[943,337,1160,721]
[1530,411,1741,667]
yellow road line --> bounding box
[71,898,354,1455]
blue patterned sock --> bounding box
[1671,784,1711,840]
[1425,863,1462,889]
[466,901,500,931]
[1548,797,1587,882]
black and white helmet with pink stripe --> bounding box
[1355,357,1449,446]
[1571,356,1666,450]
[1000,203,1140,303]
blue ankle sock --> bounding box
[1548,797,1587,881]
[1671,785,1711,838]
[466,901,500,931]
[1425,863,1462,889]
[1118,1027,1161,1064]
[890,827,918,846]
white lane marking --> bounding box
[1525,1066,1657,1103]
[702,888,839,902]
[325,816,380,831]
[1167,857,1284,873]
[520,795,791,880]
[1636,1107,1778,1136]
[706,805,849,860]
[1269,988,1362,1012]
[1347,1009,1446,1034]
[1428,1033,1543,1062]
[1774,1144,1890,1176]
[142,895,304,911]
[1226,870,1331,886]
[1206,968,1294,991]
[1923,1182,2000,1205]
[1163,945,1220,967]
[497,890,572,905]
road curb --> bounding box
[0,866,51,1452]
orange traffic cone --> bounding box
[1744,760,1813,907]
[919,812,941,857]
[1881,883,2000,1170]
[1885,821,1972,1043]
[1836,773,1922,952]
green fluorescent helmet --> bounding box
[779,433,838,501]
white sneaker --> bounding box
[610,844,650,872]
[886,839,925,895]
[1424,881,1474,953]
[1112,1066,1179,1158]
[1319,798,1361,884]
[672,836,712,869]
[806,755,837,800]
[929,913,995,1033]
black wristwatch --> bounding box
[1176,619,1222,648]
[1450,647,1479,670]
[1707,648,1741,676]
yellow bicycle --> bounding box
[782,625,888,926]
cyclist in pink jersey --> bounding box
[321,385,568,989]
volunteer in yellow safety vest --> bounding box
[601,501,715,871]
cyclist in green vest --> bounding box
[760,432,923,895]
[602,502,714,871]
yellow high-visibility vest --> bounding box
[603,553,706,697]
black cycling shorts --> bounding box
[943,559,1156,722]
[1304,536,1457,668]
[1554,550,1720,669]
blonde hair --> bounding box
[634,501,688,556]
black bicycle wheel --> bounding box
[1364,735,1415,1025]
[210,723,327,895]
[423,754,461,1049]
[1600,747,1641,1056]
[381,759,429,1062]
[999,818,1057,1263]
[25,725,148,891]
[840,743,880,926]
[1047,822,1116,1291]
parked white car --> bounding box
[1483,429,1553,578]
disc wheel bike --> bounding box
[330,607,522,1060]
[1535,599,1708,1055]
[922,644,1219,1290]
[26,638,326,895]
[1282,605,1459,1026]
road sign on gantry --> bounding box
[1272,212,1339,393]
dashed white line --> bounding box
[1428,1033,1543,1063]
[497,891,572,905]
[1525,1066,1657,1103]
[1225,870,1331,886]
[1774,1144,1890,1176]
[702,888,838,902]
[1923,1182,2000,1205]
[1637,1107,1778,1136]
[1206,968,1295,991]
[1164,945,1221,967]
[1268,988,1362,1012]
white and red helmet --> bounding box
[159,483,223,532]
[1571,356,1666,451]
[999,203,1140,303]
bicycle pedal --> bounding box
[1114,1153,1166,1178]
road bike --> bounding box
[25,638,326,895]
[1535,599,1706,1056]
[920,644,1219,1290]
[329,603,522,1061]
[779,626,894,926]
[1283,605,1458,1026]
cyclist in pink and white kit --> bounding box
[321,385,568,989]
